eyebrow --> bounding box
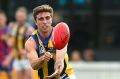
[38,15,51,18]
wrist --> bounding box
[40,55,45,63]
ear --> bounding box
[35,22,37,26]
[34,19,37,25]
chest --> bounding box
[37,43,56,57]
[13,26,27,38]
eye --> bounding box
[45,16,51,20]
[38,17,44,21]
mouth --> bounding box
[42,25,48,30]
[43,25,47,28]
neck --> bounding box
[37,27,53,39]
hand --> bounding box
[45,65,61,79]
[42,52,52,62]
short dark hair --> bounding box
[33,4,53,21]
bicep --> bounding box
[27,49,38,63]
[25,37,38,63]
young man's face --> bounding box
[35,12,52,33]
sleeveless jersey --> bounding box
[11,22,30,59]
[31,30,73,79]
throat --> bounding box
[38,31,50,39]
[37,28,53,39]
[37,29,52,45]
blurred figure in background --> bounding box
[83,48,95,61]
[8,7,34,79]
[0,10,14,79]
[70,50,82,62]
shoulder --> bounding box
[32,30,37,34]
[25,37,36,50]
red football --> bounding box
[52,22,70,49]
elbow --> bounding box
[31,66,37,70]
[31,64,39,70]
[31,64,41,70]
[32,67,38,70]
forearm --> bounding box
[55,60,64,70]
[45,50,66,78]
[31,56,44,70]
[56,44,67,61]
[55,50,65,73]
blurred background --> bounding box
[1,0,120,79]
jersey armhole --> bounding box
[31,35,39,51]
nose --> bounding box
[43,19,47,24]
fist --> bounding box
[42,52,52,62]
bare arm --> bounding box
[25,37,44,70]
[55,45,67,72]
[46,45,67,78]
[25,37,52,70]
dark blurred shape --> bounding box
[59,0,67,7]
[104,33,114,48]
[52,12,63,26]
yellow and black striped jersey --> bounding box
[31,30,73,79]
[10,22,31,59]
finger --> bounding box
[44,54,50,60]
[46,52,52,58]
[45,68,60,78]
[45,54,51,59]
[46,65,61,78]
[43,55,50,61]
[44,57,51,62]
[45,54,52,59]
[45,72,57,78]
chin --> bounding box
[43,29,49,33]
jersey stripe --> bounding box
[31,30,73,79]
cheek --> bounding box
[48,19,52,24]
[36,20,40,25]
[35,21,42,27]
